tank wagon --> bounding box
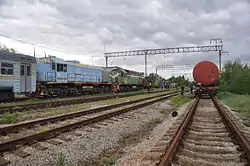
[36,56,145,96]
[0,51,36,100]
[192,60,219,96]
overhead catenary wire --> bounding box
[0,33,87,55]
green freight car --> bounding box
[102,66,144,91]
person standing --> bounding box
[148,82,151,92]
[190,82,193,94]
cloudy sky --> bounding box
[0,0,250,79]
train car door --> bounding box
[20,64,32,92]
[20,64,26,92]
[26,64,32,92]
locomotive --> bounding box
[192,61,220,96]
[0,51,145,100]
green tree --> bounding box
[145,73,168,88]
[166,75,189,86]
[220,60,250,94]
[0,43,16,53]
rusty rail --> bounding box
[158,96,250,165]
[157,97,200,166]
[0,91,178,135]
[212,97,250,162]
[0,89,171,114]
[0,92,179,154]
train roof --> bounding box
[37,56,103,70]
[0,51,36,63]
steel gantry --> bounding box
[155,64,195,74]
[104,39,224,77]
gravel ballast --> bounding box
[3,98,183,166]
[115,102,191,166]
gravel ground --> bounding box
[3,98,178,166]
[115,101,191,166]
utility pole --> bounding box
[105,57,108,67]
[219,50,222,71]
[104,44,108,67]
[145,52,148,77]
[221,51,229,69]
[209,38,223,71]
[33,47,36,58]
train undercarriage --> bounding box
[195,85,219,98]
[35,81,144,96]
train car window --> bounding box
[57,63,63,72]
[7,69,13,75]
[1,68,6,74]
[56,64,67,72]
[1,63,14,75]
[63,64,67,72]
[52,62,56,70]
[27,66,31,76]
[21,65,25,76]
[57,64,60,71]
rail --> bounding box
[212,97,250,161]
[157,96,250,165]
[157,97,199,166]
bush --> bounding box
[220,60,250,94]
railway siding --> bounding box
[0,91,180,164]
[0,92,178,139]
[0,91,177,125]
[0,89,172,114]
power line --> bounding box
[0,33,86,54]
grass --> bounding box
[0,88,168,107]
[170,95,192,107]
[0,112,19,124]
[157,95,192,117]
[0,91,173,124]
[55,153,72,166]
[218,91,250,116]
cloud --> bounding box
[0,0,250,78]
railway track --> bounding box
[0,89,172,114]
[0,91,180,165]
[155,96,250,166]
[0,89,164,104]
[0,90,178,135]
